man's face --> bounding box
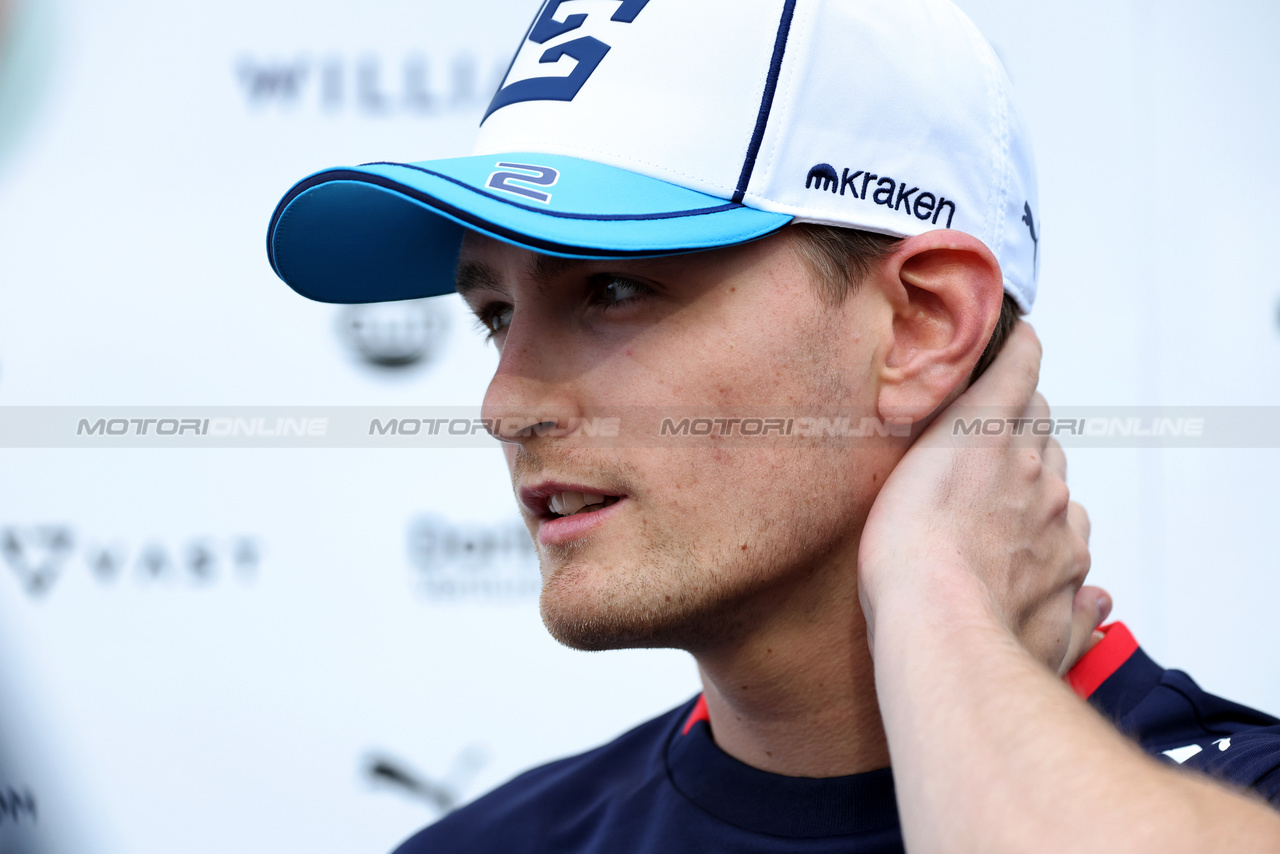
[458,230,904,652]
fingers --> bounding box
[1079,585,1111,624]
[1057,585,1113,676]
[1044,438,1066,481]
[1023,391,1052,451]
[962,320,1042,410]
[1026,391,1050,422]
[1068,500,1091,544]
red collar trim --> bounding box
[682,694,710,735]
[684,622,1139,735]
[1064,621,1139,699]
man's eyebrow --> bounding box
[528,254,583,288]
[454,261,504,299]
[454,254,600,301]
[524,252,576,285]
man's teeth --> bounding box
[548,491,618,516]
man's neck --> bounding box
[691,558,889,778]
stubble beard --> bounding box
[533,458,864,655]
[515,445,786,653]
[537,535,761,653]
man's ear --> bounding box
[873,230,1003,424]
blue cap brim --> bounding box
[266,154,792,304]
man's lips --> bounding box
[519,481,630,546]
[534,498,628,546]
[518,481,627,518]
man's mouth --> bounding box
[520,482,627,520]
[547,491,622,517]
[520,482,628,546]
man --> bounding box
[266,0,1280,850]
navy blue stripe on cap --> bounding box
[732,0,798,204]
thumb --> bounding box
[1057,586,1112,676]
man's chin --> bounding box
[538,582,675,651]
[536,562,747,653]
[539,599,712,652]
[539,608,653,652]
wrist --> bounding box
[864,562,1006,649]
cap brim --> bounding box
[266,153,792,304]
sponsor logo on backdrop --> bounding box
[408,515,537,600]
[236,52,508,115]
[365,745,488,814]
[0,525,72,596]
[0,786,36,824]
[1,525,262,598]
[338,299,450,372]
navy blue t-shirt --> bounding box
[394,624,1280,853]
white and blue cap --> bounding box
[267,0,1041,311]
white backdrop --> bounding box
[0,1,1277,852]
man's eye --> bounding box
[591,275,653,308]
[476,304,513,339]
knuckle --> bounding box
[1048,478,1071,515]
[1019,451,1043,482]
[1019,360,1040,389]
[1025,324,1043,353]
[1076,545,1093,581]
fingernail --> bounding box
[1096,594,1112,624]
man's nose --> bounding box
[481,340,585,444]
